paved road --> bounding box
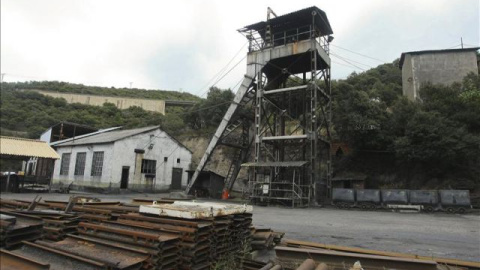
[252,206,480,262]
[2,192,479,262]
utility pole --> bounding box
[1,73,5,83]
[461,37,464,49]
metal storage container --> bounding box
[332,188,355,202]
[356,189,381,204]
[410,190,438,205]
[439,190,471,206]
[381,190,408,204]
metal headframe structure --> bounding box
[186,6,333,206]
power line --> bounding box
[331,60,364,70]
[330,52,373,69]
[199,55,247,97]
[331,54,367,71]
[330,44,386,63]
[194,41,248,96]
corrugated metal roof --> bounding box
[50,126,122,146]
[53,126,160,147]
[240,6,333,37]
[241,161,308,167]
[0,136,60,159]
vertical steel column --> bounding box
[327,56,333,200]
[253,70,264,198]
[309,11,319,204]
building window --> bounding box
[91,151,104,176]
[74,152,87,176]
[177,158,180,164]
[164,157,168,162]
[60,153,71,175]
[141,159,156,174]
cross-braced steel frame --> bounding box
[248,10,332,207]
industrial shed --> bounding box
[50,126,192,192]
[0,136,60,192]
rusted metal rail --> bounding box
[12,241,108,270]
[275,246,440,270]
[0,210,43,249]
[281,238,480,270]
[0,249,50,270]
[36,235,149,269]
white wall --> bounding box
[52,143,114,188]
[111,129,192,190]
[52,128,192,191]
[40,128,52,143]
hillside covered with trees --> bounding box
[5,81,200,101]
[1,61,479,189]
[331,62,479,190]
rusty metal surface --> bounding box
[13,241,107,270]
[275,246,438,270]
[35,236,149,269]
[282,238,480,269]
[0,249,50,270]
[0,210,43,249]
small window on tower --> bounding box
[164,157,168,162]
[177,158,180,164]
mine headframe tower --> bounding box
[186,6,333,206]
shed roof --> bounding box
[52,126,192,153]
[240,6,333,37]
[399,47,479,68]
[0,136,60,159]
[52,126,160,147]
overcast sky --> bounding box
[1,0,478,97]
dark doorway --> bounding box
[120,166,129,189]
[171,168,183,190]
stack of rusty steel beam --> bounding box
[42,200,118,222]
[251,228,285,250]
[77,221,180,270]
[0,198,112,223]
[229,213,253,253]
[6,238,149,270]
[83,204,140,220]
[0,199,31,210]
[0,211,43,249]
[116,212,213,269]
[137,201,254,269]
[210,214,233,259]
[0,199,80,241]
[14,210,79,241]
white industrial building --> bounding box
[50,126,192,192]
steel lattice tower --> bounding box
[186,6,333,206]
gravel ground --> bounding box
[2,192,479,262]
